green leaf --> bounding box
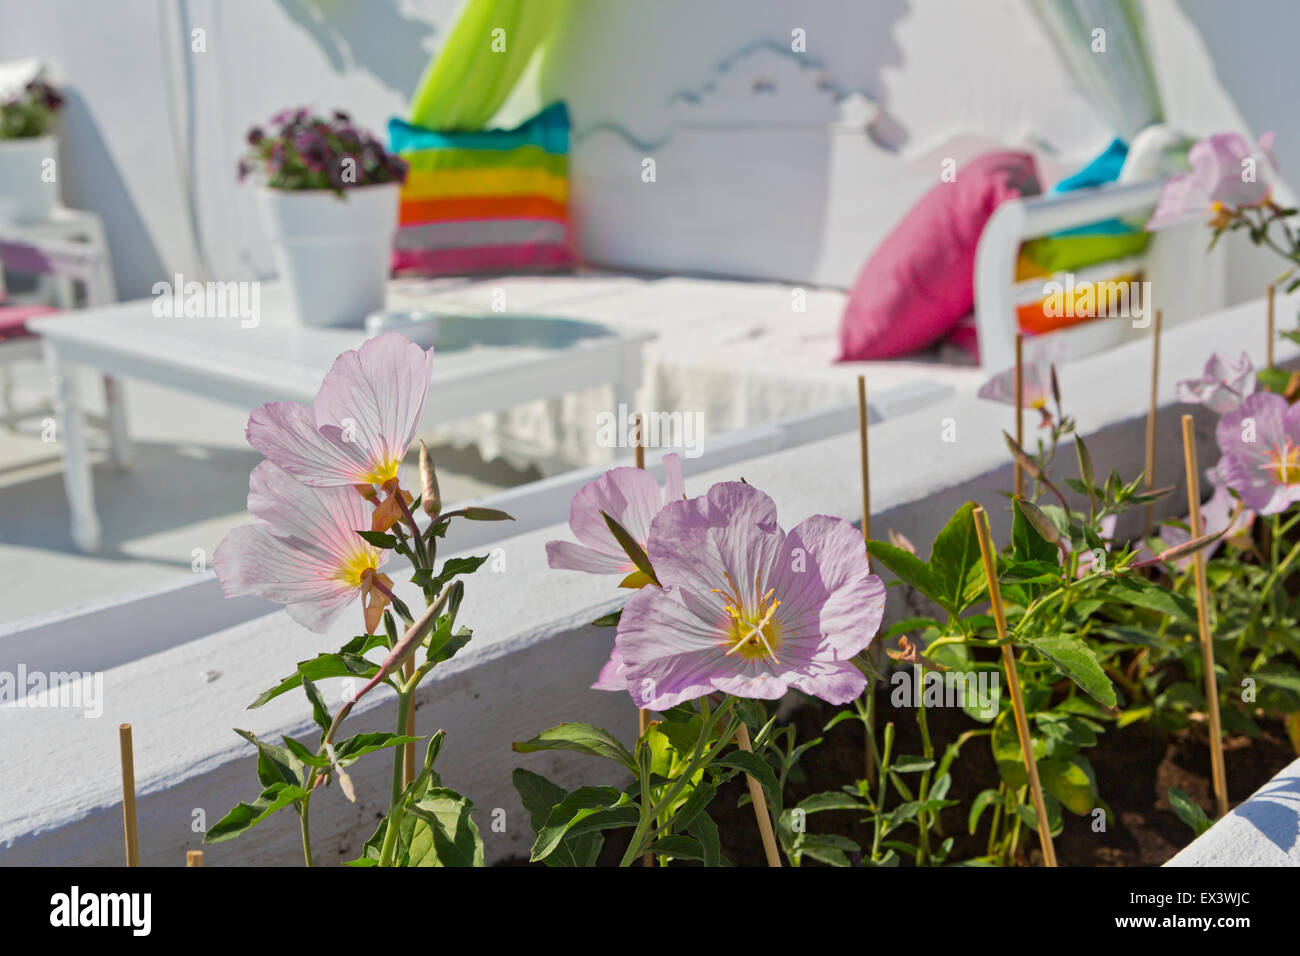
[300,677,331,737]
[1107,577,1197,623]
[795,791,862,813]
[715,750,779,795]
[511,768,603,867]
[531,788,638,861]
[601,511,659,586]
[890,755,936,773]
[459,507,515,521]
[513,722,638,774]
[249,652,380,709]
[1023,634,1118,708]
[1039,755,1097,815]
[1012,497,1059,564]
[203,783,307,844]
[333,732,421,767]
[649,834,706,861]
[968,788,1000,834]
[591,610,621,627]
[1168,787,1213,837]
[687,813,723,867]
[234,729,305,789]
[412,554,490,595]
[930,502,982,610]
[866,540,949,610]
[403,789,485,867]
[356,530,399,549]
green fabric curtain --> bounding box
[1026,0,1163,143]
[408,0,572,132]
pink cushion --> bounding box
[0,304,60,340]
[838,152,1040,361]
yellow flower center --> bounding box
[1264,441,1300,486]
[336,550,381,587]
[361,456,403,486]
[713,570,783,663]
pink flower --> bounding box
[546,453,685,579]
[977,343,1063,425]
[1213,390,1300,515]
[1147,132,1277,230]
[615,482,885,710]
[246,333,434,490]
[1154,484,1254,571]
[1175,352,1255,414]
[214,461,393,633]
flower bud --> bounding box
[419,440,441,516]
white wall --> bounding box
[0,0,1291,296]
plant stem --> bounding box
[915,664,933,865]
[870,722,894,862]
[391,688,411,809]
[299,796,314,867]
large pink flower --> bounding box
[246,333,434,489]
[1147,132,1277,230]
[1176,352,1255,414]
[1213,390,1300,515]
[214,461,392,633]
[546,453,685,577]
[615,482,884,710]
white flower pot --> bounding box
[0,134,58,222]
[256,182,399,328]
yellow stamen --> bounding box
[361,457,403,486]
[1263,441,1300,486]
[336,550,381,587]
[711,570,784,663]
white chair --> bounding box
[0,215,128,463]
[973,179,1225,371]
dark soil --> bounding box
[501,691,1295,867]
[707,693,1295,867]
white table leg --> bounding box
[44,342,101,552]
[103,374,132,468]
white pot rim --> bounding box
[0,133,56,149]
[253,180,401,199]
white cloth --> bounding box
[1027,0,1163,143]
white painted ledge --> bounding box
[1166,757,1300,866]
[1,292,1295,865]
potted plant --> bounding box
[0,78,62,222]
[239,108,408,328]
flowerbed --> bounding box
[178,130,1300,867]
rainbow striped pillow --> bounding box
[387,102,575,276]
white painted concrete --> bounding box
[1,291,1293,865]
[1166,757,1300,866]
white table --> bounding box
[30,288,650,551]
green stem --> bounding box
[299,796,314,867]
[391,688,411,810]
[915,665,933,865]
[870,722,894,862]
[618,699,738,866]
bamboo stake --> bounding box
[972,507,1057,866]
[1267,283,1276,370]
[633,412,653,867]
[1144,309,1163,536]
[1014,334,1025,498]
[119,723,139,867]
[857,375,877,788]
[857,375,871,543]
[1181,415,1229,817]
[736,722,782,867]
[186,850,204,867]
[402,659,416,787]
